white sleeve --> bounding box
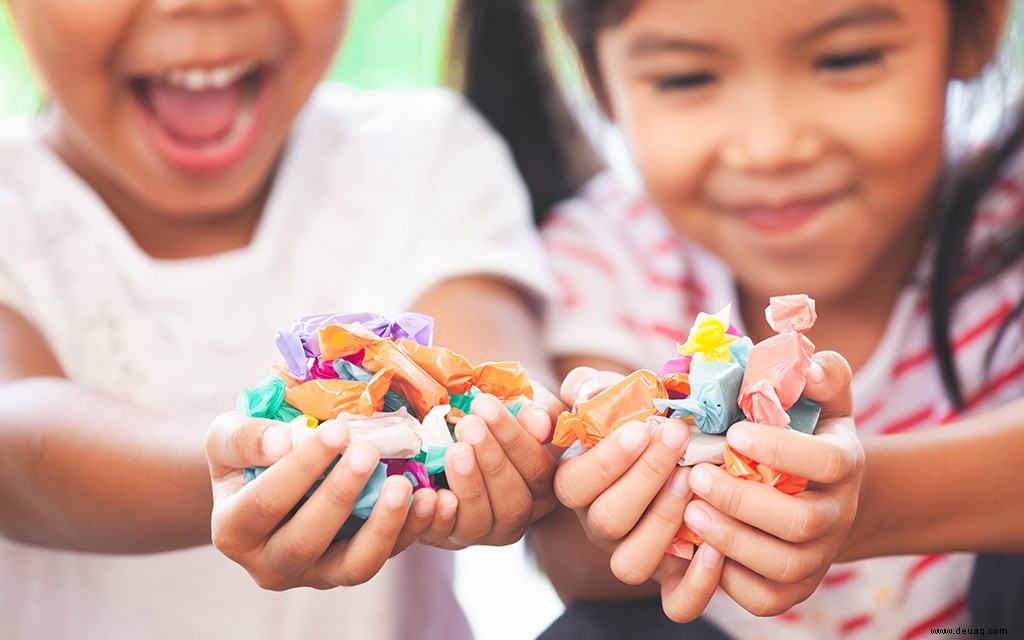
[397,92,555,308]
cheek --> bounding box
[287,1,350,64]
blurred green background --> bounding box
[0,0,454,123]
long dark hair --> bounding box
[929,106,1024,409]
[447,0,604,224]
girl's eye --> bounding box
[654,72,716,92]
[816,49,884,72]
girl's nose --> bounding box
[720,86,823,173]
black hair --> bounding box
[929,105,1024,408]
[447,0,604,225]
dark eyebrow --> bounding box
[800,4,905,42]
[627,33,719,58]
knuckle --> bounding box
[663,596,700,624]
[818,442,856,483]
[554,467,590,509]
[785,504,819,543]
[249,488,286,524]
[493,496,533,537]
[588,500,633,541]
[610,551,649,586]
[250,570,290,592]
[777,550,814,584]
[632,451,672,486]
[747,590,784,617]
[274,535,317,572]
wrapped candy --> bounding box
[552,369,666,448]
[551,297,824,559]
[238,311,535,541]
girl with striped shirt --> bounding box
[453,0,1024,638]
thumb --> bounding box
[801,350,853,419]
[560,366,625,407]
[205,410,294,476]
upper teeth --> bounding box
[164,61,256,91]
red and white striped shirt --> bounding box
[542,158,1024,639]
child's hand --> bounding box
[552,367,724,616]
[667,351,865,617]
[205,412,437,590]
[422,389,559,549]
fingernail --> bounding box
[727,424,752,452]
[472,395,502,422]
[670,469,691,497]
[576,379,603,402]
[318,420,347,449]
[685,504,710,534]
[346,446,378,474]
[452,447,475,475]
[413,492,435,518]
[808,360,825,384]
[439,493,458,519]
[381,479,409,508]
[661,422,688,449]
[262,425,290,459]
[457,418,487,445]
[689,467,713,495]
[700,544,723,569]
[618,422,649,452]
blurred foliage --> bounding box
[0,0,453,123]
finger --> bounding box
[682,499,827,584]
[220,420,351,541]
[419,489,459,547]
[318,475,413,587]
[719,559,816,617]
[800,351,853,419]
[443,442,494,546]
[657,544,724,623]
[587,420,690,540]
[472,395,556,497]
[687,462,839,543]
[610,467,692,585]
[455,413,533,538]
[530,382,566,428]
[263,442,381,574]
[392,489,438,556]
[560,366,625,406]
[554,421,651,509]
[206,411,292,482]
[723,418,861,484]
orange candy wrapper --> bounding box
[552,369,666,448]
[284,369,393,421]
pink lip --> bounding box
[129,69,273,175]
[729,193,841,233]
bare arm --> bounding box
[0,305,212,552]
[843,399,1024,560]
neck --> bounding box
[738,222,929,375]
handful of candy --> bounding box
[552,295,821,558]
[237,311,533,540]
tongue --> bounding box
[147,81,243,143]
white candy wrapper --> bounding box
[417,404,455,452]
[335,409,424,458]
[647,416,726,467]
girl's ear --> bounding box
[950,0,1011,80]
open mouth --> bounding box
[129,61,271,173]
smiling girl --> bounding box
[456,0,1024,638]
[0,1,560,638]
